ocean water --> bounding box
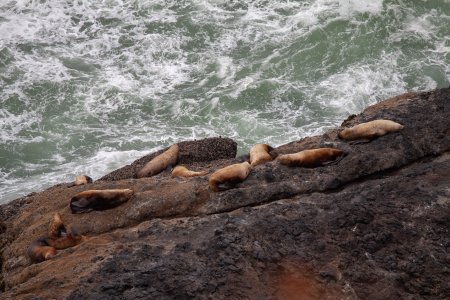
[0,0,449,204]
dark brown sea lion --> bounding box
[171,165,208,178]
[137,144,179,178]
[338,119,404,141]
[27,238,57,263]
[249,143,275,167]
[27,234,88,263]
[277,148,344,167]
[209,161,251,192]
[70,189,134,213]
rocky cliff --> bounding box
[1,87,449,299]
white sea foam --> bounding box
[0,109,42,142]
[315,54,408,113]
[337,0,383,17]
[0,147,151,204]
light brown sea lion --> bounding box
[27,238,57,263]
[338,119,404,141]
[249,143,275,167]
[74,175,93,186]
[48,212,67,239]
[209,161,251,192]
[171,165,208,178]
[277,148,344,167]
[70,189,134,213]
[137,144,179,178]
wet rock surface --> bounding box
[1,88,449,299]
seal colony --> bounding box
[26,118,404,263]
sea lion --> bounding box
[28,214,89,263]
[27,233,88,263]
[27,238,57,263]
[48,212,67,239]
[277,148,344,167]
[338,119,404,141]
[209,161,251,192]
[74,175,93,186]
[44,234,89,250]
[249,143,275,167]
[137,144,179,178]
[70,189,134,213]
[171,165,208,178]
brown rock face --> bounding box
[1,88,449,299]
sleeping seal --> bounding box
[137,144,179,178]
[249,143,275,167]
[70,189,134,213]
[171,165,208,178]
[338,119,404,141]
[209,161,251,192]
[277,148,344,167]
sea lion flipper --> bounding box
[269,149,279,159]
[71,197,90,208]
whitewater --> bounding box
[0,0,449,204]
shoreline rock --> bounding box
[1,87,449,299]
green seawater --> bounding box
[0,0,449,203]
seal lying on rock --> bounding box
[137,144,179,178]
[249,144,276,167]
[171,165,208,178]
[28,213,88,263]
[209,162,251,192]
[338,119,404,141]
[70,189,134,213]
[47,213,88,248]
[44,233,88,250]
[27,238,57,263]
[277,148,344,167]
[74,175,93,186]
